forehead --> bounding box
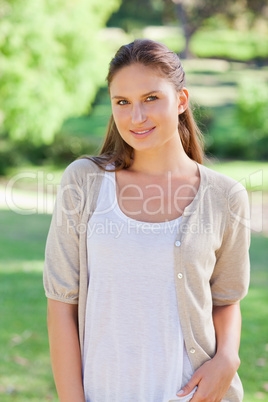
[109,63,174,96]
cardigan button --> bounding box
[175,240,181,247]
[177,273,183,279]
[189,348,196,354]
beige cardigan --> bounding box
[43,158,250,401]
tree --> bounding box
[171,0,267,58]
[171,0,233,57]
[0,0,120,145]
[107,0,163,31]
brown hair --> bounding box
[84,39,204,171]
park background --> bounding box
[0,0,267,400]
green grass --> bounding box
[240,236,268,401]
[134,25,268,61]
[240,286,268,401]
[0,207,267,400]
[141,26,185,54]
[190,29,268,61]
[205,160,268,192]
[0,211,57,401]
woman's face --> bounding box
[110,63,188,154]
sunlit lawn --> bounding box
[206,160,268,192]
[104,25,268,61]
[0,205,267,400]
[0,211,57,401]
[240,234,268,401]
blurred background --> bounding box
[0,0,267,400]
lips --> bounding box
[130,127,155,137]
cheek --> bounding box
[112,110,130,140]
[162,104,179,132]
[157,103,178,123]
[112,108,129,127]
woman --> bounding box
[43,39,250,402]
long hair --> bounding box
[83,39,204,171]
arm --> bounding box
[47,299,85,402]
[212,303,241,370]
[177,303,241,401]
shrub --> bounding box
[236,78,268,159]
[0,0,120,145]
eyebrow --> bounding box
[111,90,163,100]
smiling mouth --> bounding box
[130,127,155,135]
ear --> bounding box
[178,88,189,115]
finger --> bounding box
[177,375,200,396]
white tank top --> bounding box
[83,166,193,402]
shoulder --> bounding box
[199,163,249,214]
[61,157,105,188]
[64,157,103,176]
[199,163,247,197]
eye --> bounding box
[146,95,158,102]
[117,99,129,105]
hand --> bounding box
[176,352,240,401]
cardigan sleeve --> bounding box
[43,160,86,304]
[210,182,251,306]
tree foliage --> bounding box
[107,0,165,30]
[237,78,268,141]
[170,0,267,57]
[0,0,120,144]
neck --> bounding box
[129,141,196,177]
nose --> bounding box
[131,102,147,125]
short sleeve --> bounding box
[211,182,251,305]
[43,161,85,304]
